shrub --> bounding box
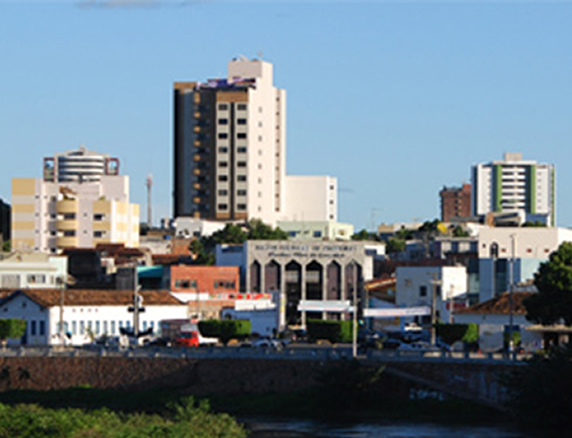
[307,319,353,343]
[198,320,251,345]
[436,323,479,345]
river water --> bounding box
[242,418,530,438]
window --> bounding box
[218,119,228,125]
[237,104,247,110]
[87,321,93,332]
[237,204,247,210]
[191,280,197,288]
[39,321,45,336]
[143,321,148,330]
[63,213,75,220]
[72,321,77,335]
[218,147,228,153]
[219,161,228,168]
[218,104,228,110]
[237,147,247,153]
[111,321,116,334]
[237,190,247,196]
[313,231,322,237]
[419,286,427,297]
[103,321,108,334]
[218,175,228,182]
[94,231,104,238]
[218,204,228,210]
[93,214,104,221]
[80,321,85,335]
[237,118,247,125]
[218,189,228,196]
[237,133,247,139]
[30,321,37,336]
[237,161,247,167]
[237,175,247,182]
[218,133,228,139]
[27,274,46,284]
[95,321,100,334]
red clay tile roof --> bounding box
[456,292,533,315]
[2,289,183,308]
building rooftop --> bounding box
[0,289,183,308]
[456,291,533,315]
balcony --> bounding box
[56,236,78,248]
[56,219,78,231]
[56,199,78,214]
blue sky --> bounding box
[1,1,572,231]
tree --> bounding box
[352,229,376,241]
[524,242,572,325]
[0,319,26,346]
[1,240,10,252]
[385,237,405,254]
[452,226,469,238]
[247,219,288,240]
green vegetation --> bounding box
[505,345,572,431]
[452,226,470,237]
[198,320,251,345]
[306,319,353,343]
[1,241,9,252]
[436,323,479,346]
[525,242,572,325]
[351,229,377,241]
[0,396,246,438]
[190,219,288,265]
[0,319,26,345]
[385,237,405,254]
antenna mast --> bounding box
[146,174,153,228]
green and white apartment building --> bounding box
[471,152,555,226]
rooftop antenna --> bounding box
[146,173,153,228]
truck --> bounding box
[160,319,218,347]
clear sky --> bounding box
[1,1,572,231]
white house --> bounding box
[395,265,468,324]
[454,291,541,352]
[0,289,188,346]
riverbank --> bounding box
[0,386,506,425]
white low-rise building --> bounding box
[0,289,187,346]
[0,252,67,289]
[396,265,468,324]
[454,291,541,352]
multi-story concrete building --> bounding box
[440,183,471,222]
[0,198,10,245]
[471,153,555,226]
[173,56,337,226]
[477,226,572,302]
[11,147,139,254]
[43,146,119,183]
[216,240,385,328]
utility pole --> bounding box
[430,273,442,346]
[508,234,516,357]
[57,276,65,346]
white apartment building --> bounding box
[173,56,337,226]
[12,147,139,254]
[471,152,555,226]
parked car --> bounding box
[241,337,283,350]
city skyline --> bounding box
[2,2,572,230]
